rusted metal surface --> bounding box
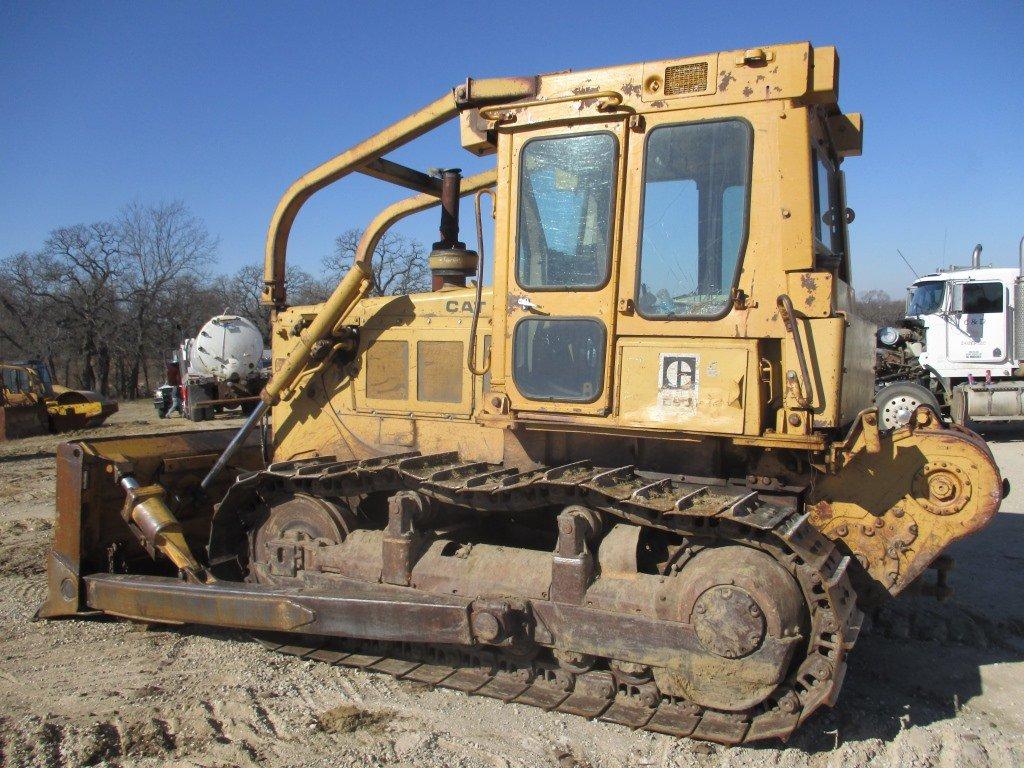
[36,442,88,618]
[428,169,478,291]
[48,449,858,744]
[358,157,443,196]
[85,573,476,645]
[37,429,264,620]
[812,406,1002,594]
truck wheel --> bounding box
[875,383,941,431]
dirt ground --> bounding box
[1,401,1022,767]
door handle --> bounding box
[515,296,547,314]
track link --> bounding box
[217,451,863,744]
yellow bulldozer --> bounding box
[38,43,1004,744]
[0,361,118,440]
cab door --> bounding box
[504,120,626,415]
[947,280,1009,364]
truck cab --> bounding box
[876,242,1024,427]
[909,267,1019,375]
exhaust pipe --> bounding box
[972,244,983,268]
[428,169,478,291]
[1016,236,1024,362]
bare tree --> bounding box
[1,223,125,393]
[0,202,347,399]
[117,201,218,394]
[324,229,429,297]
[856,289,906,328]
[210,264,330,341]
[0,263,43,358]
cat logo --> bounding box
[657,352,699,416]
[445,300,485,314]
[660,354,697,391]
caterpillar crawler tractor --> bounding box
[39,43,1004,744]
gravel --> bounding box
[1,402,1022,767]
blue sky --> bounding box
[2,1,1022,295]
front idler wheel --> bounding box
[250,494,355,584]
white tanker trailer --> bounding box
[157,314,269,421]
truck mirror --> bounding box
[950,283,965,314]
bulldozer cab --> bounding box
[484,50,870,438]
[0,362,51,439]
[0,362,49,404]
[264,42,873,458]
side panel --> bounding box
[616,338,761,434]
[271,293,506,466]
[836,281,876,425]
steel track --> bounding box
[216,452,863,744]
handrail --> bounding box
[478,90,625,124]
[262,92,459,307]
[467,188,495,376]
[777,294,814,409]
[262,77,536,308]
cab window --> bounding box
[963,282,1003,314]
[513,318,605,402]
[635,120,751,319]
[907,281,945,316]
[516,133,616,290]
[813,152,845,259]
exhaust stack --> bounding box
[1015,236,1024,362]
[428,169,478,290]
[972,244,983,268]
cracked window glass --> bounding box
[637,120,751,318]
[516,133,616,289]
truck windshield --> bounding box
[907,281,944,316]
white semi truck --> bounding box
[874,239,1024,429]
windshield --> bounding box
[636,119,752,319]
[907,281,945,316]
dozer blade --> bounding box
[0,401,49,440]
[36,428,264,620]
